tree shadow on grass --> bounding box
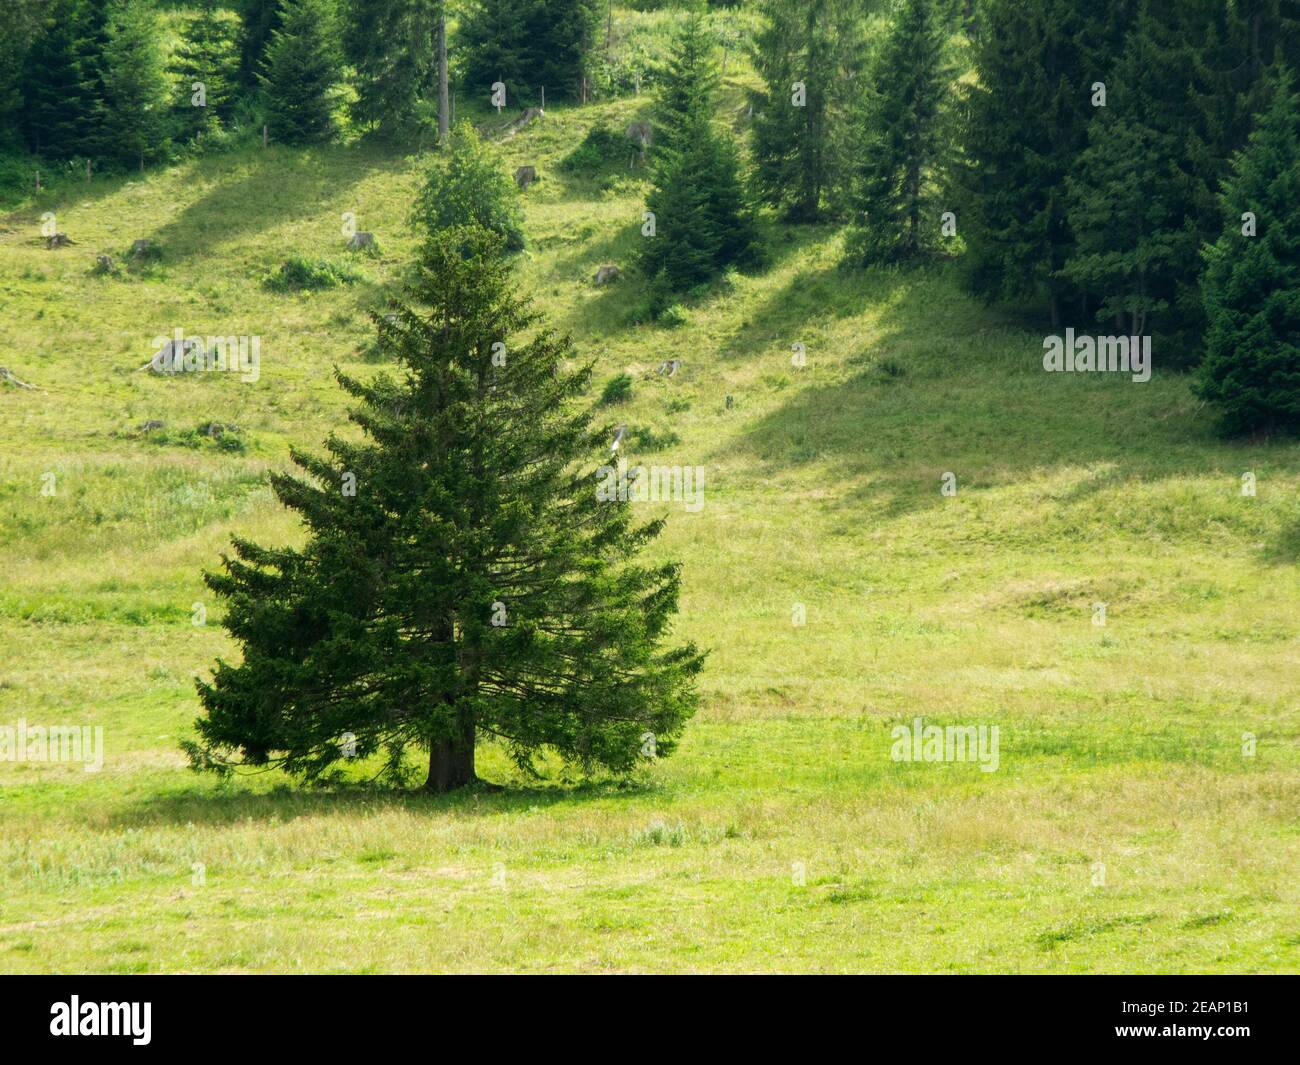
[724,262,1300,528]
[140,145,409,264]
[110,773,656,829]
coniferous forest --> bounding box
[0,0,1297,991]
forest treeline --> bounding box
[3,0,1298,434]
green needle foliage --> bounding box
[100,0,170,170]
[171,0,241,142]
[187,225,704,791]
[258,0,342,145]
[410,121,525,253]
[844,0,953,265]
[748,0,867,222]
[1196,66,1300,437]
[639,7,758,300]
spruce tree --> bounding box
[954,0,1137,324]
[410,122,525,252]
[1064,0,1268,362]
[237,0,283,89]
[22,0,92,157]
[344,0,440,138]
[458,0,598,104]
[187,225,703,791]
[171,0,241,142]
[748,0,868,222]
[844,0,953,265]
[1196,67,1300,437]
[651,5,719,156]
[0,0,45,150]
[101,0,170,169]
[639,8,758,295]
[640,111,759,295]
[69,0,112,158]
[258,0,341,145]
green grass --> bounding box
[1,67,1298,972]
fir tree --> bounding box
[186,225,703,791]
[458,0,599,104]
[258,0,341,145]
[748,0,868,222]
[171,0,241,142]
[70,0,112,157]
[844,0,953,265]
[1065,0,1271,362]
[22,0,94,157]
[639,9,758,295]
[410,121,525,252]
[640,111,759,295]
[101,0,170,169]
[344,0,440,139]
[953,0,1138,324]
[651,5,719,156]
[1196,66,1300,437]
[0,0,45,150]
[237,0,283,89]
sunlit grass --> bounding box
[0,52,1297,972]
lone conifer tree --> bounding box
[187,226,703,791]
[1195,66,1300,437]
[258,0,341,145]
[844,0,952,265]
[638,8,757,297]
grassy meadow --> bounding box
[1,39,1298,972]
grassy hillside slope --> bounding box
[1,77,1297,972]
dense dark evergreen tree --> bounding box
[171,0,241,142]
[21,0,108,158]
[100,0,170,168]
[844,0,953,264]
[1064,0,1295,362]
[640,111,759,294]
[652,5,719,156]
[640,8,758,295]
[237,0,283,89]
[344,0,441,138]
[69,0,113,157]
[953,0,1137,325]
[187,225,703,791]
[748,0,868,222]
[1196,67,1300,436]
[411,121,525,252]
[0,0,45,149]
[458,0,600,103]
[258,0,341,145]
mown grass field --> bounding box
[1,49,1298,972]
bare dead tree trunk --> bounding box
[438,8,450,144]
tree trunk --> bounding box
[438,9,450,144]
[425,718,476,792]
